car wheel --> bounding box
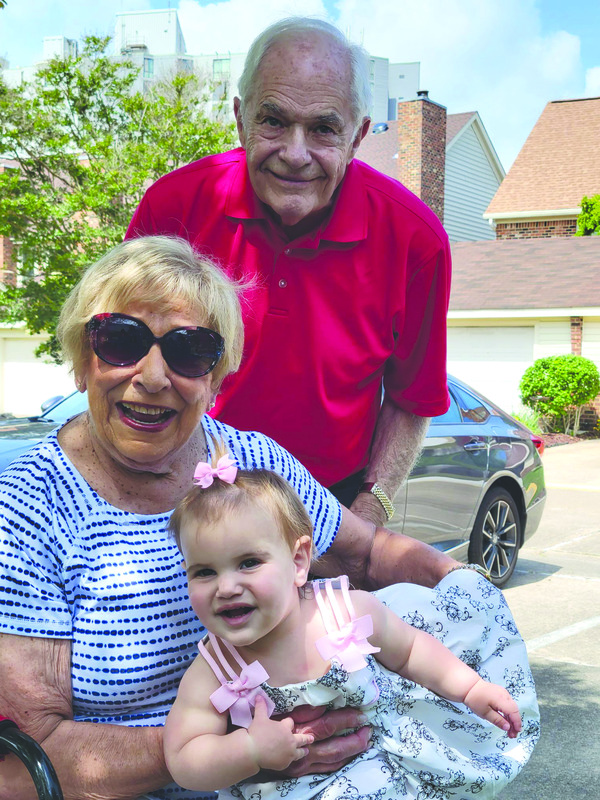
[468,487,521,588]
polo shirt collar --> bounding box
[225,151,368,246]
[225,150,264,220]
[319,159,368,244]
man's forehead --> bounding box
[258,32,351,87]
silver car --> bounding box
[388,375,546,587]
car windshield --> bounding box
[42,392,88,422]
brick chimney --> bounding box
[396,91,447,221]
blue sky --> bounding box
[1,0,599,170]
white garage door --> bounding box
[447,326,535,413]
[582,321,600,372]
[1,337,73,416]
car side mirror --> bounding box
[41,396,64,414]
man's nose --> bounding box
[132,344,171,393]
[279,126,311,169]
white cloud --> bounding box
[334,0,583,170]
[0,0,153,67]
[585,66,600,96]
[178,0,329,54]
[0,0,591,170]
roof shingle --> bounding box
[450,236,600,311]
[486,97,600,216]
[356,112,476,182]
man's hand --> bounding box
[247,696,314,772]
[263,706,372,778]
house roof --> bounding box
[356,119,400,179]
[485,97,600,217]
[358,111,481,181]
[446,112,476,145]
[357,110,503,183]
[450,236,600,311]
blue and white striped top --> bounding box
[0,414,341,800]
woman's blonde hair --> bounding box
[57,236,244,388]
[169,440,315,556]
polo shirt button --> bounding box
[284,248,291,255]
[278,279,288,288]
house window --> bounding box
[143,58,154,79]
[213,59,230,81]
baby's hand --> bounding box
[463,679,522,739]
[247,695,315,771]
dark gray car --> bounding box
[388,375,546,587]
[0,376,545,587]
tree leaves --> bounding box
[0,35,236,360]
[576,195,600,236]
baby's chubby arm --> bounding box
[352,591,521,738]
[163,656,314,791]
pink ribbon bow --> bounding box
[210,660,275,728]
[315,614,381,672]
[193,454,238,488]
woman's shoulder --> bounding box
[0,423,98,519]
[202,415,287,469]
[203,416,342,554]
[0,428,65,490]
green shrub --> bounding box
[520,354,600,435]
[576,194,600,236]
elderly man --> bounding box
[127,17,451,525]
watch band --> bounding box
[358,482,395,522]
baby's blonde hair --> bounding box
[169,439,315,556]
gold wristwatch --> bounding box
[358,482,395,522]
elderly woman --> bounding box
[0,237,538,800]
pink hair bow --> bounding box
[315,614,381,673]
[193,454,238,488]
[210,660,275,728]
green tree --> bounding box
[0,36,236,359]
[520,354,600,435]
[576,194,600,236]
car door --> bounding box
[400,383,493,554]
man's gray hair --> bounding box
[237,17,372,126]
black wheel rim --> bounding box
[481,499,518,580]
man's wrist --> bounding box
[358,482,394,522]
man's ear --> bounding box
[293,535,313,587]
[233,97,246,147]
[349,116,371,160]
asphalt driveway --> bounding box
[500,439,600,799]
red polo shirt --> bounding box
[126,148,451,486]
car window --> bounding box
[452,385,491,424]
[430,392,462,424]
[42,391,88,422]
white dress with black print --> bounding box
[218,571,540,800]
